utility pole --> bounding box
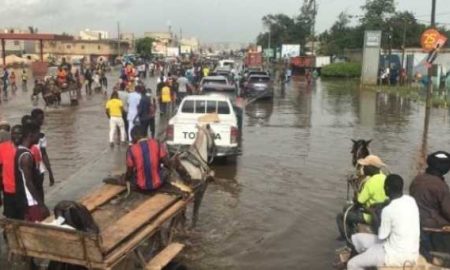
[311,0,317,55]
[422,0,437,164]
[117,21,121,56]
[426,0,437,109]
[179,28,182,55]
[401,21,407,70]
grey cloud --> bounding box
[0,0,435,42]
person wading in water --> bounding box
[31,109,56,190]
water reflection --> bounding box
[245,100,274,126]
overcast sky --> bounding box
[1,0,448,43]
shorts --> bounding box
[3,193,26,220]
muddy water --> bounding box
[1,71,450,269]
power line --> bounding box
[415,11,450,17]
[416,18,450,26]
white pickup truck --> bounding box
[165,95,241,157]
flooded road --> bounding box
[1,71,450,269]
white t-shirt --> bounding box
[137,65,146,72]
[127,91,141,120]
[177,77,189,93]
[379,195,420,266]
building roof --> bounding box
[55,39,129,45]
[0,33,74,41]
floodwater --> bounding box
[1,70,450,269]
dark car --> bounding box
[243,75,273,100]
[240,69,269,87]
[199,76,236,93]
[211,67,235,83]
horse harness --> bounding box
[178,126,215,176]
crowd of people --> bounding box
[104,58,220,147]
[0,108,55,224]
[336,152,450,269]
[0,67,28,101]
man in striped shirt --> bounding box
[125,126,169,191]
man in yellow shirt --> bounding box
[105,91,126,147]
[160,83,172,115]
[202,66,210,77]
[337,155,388,241]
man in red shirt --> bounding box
[0,125,21,219]
[125,126,169,191]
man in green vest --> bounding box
[337,155,388,241]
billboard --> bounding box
[152,42,167,55]
[167,47,180,57]
[281,44,301,58]
[263,49,274,58]
[180,45,192,54]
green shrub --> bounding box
[321,62,362,78]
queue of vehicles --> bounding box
[165,52,273,159]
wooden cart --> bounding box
[0,184,192,270]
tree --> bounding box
[135,37,155,57]
[318,12,364,55]
[360,0,396,30]
[386,11,426,48]
[257,14,298,49]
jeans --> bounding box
[139,117,156,138]
[160,102,171,114]
[140,119,150,137]
[109,116,126,143]
[149,118,155,138]
[122,113,129,141]
[3,81,8,97]
[347,233,385,270]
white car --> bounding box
[219,59,235,69]
[165,95,241,157]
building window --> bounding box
[13,41,19,46]
[98,45,101,50]
[66,44,72,49]
[81,45,85,50]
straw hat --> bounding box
[357,155,386,168]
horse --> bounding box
[350,139,371,167]
[344,139,372,199]
[170,122,216,227]
[335,139,373,244]
[32,78,61,107]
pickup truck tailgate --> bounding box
[173,122,231,147]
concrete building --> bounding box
[144,32,173,56]
[144,32,173,44]
[120,32,135,51]
[38,39,129,62]
[79,29,109,40]
[180,37,199,53]
[0,28,37,55]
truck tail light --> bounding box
[166,125,174,141]
[230,126,239,144]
